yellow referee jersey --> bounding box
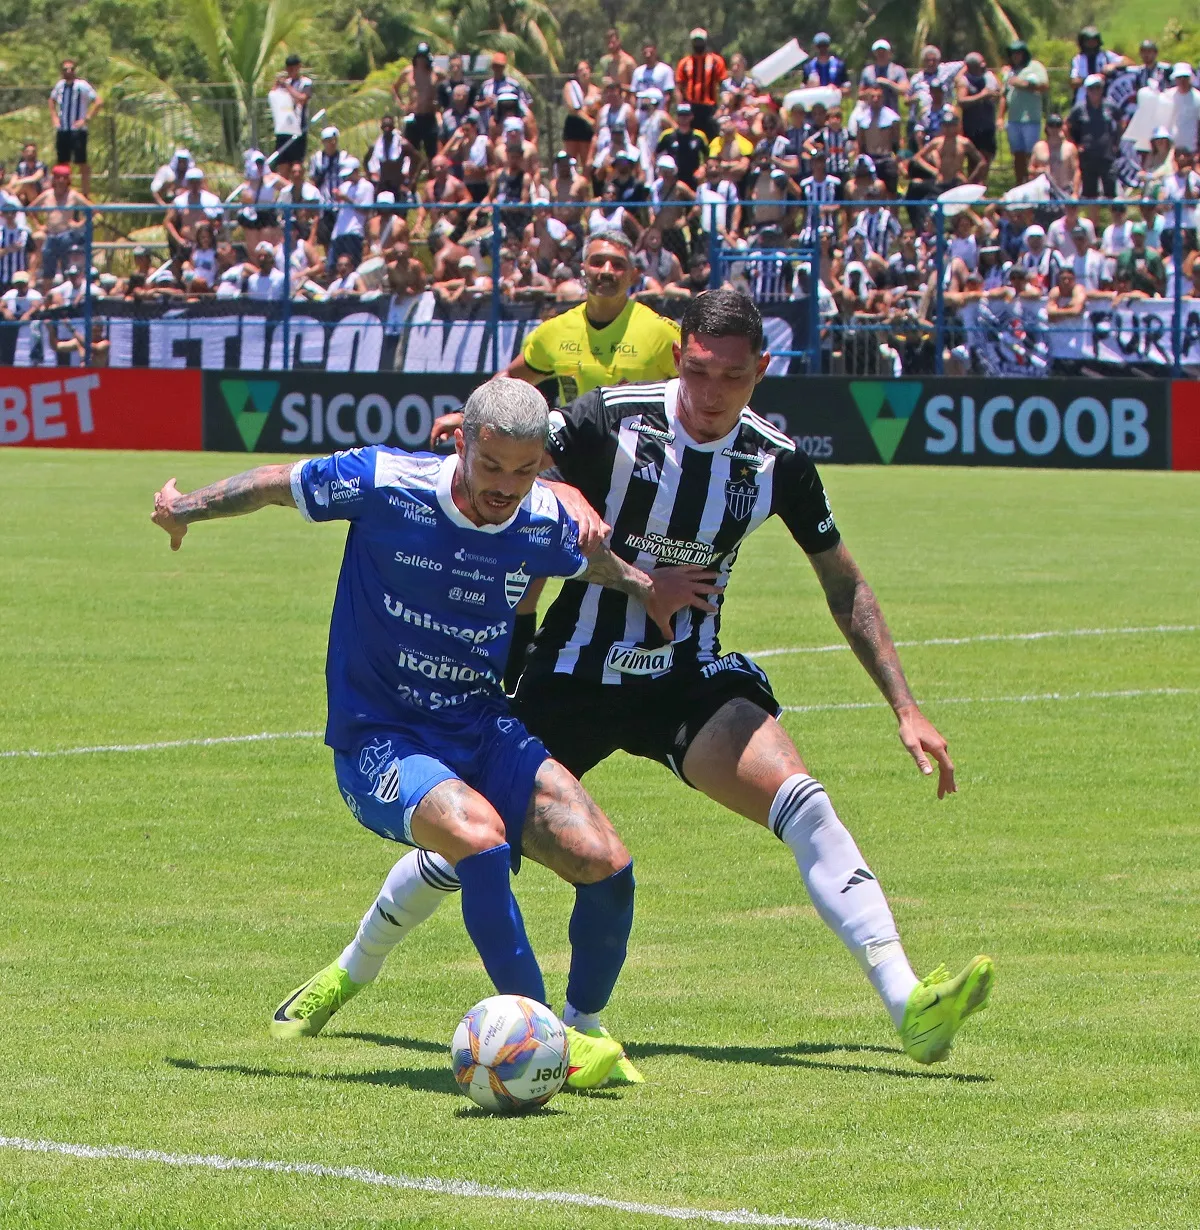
[522,300,680,404]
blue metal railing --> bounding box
[1,196,1192,376]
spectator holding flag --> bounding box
[48,60,101,197]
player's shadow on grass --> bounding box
[165,1056,458,1095]
[333,1031,446,1054]
[623,1040,992,1084]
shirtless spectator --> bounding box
[432,252,492,304]
[165,167,222,259]
[553,261,586,301]
[428,224,470,282]
[30,165,89,287]
[850,85,902,195]
[394,43,439,164]
[911,109,986,190]
[384,240,426,298]
[417,155,471,235]
[597,28,636,89]
[507,248,553,299]
[649,153,697,266]
[1047,266,1088,330]
[1030,115,1080,195]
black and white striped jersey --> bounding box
[533,378,841,685]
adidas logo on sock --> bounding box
[840,867,876,893]
[633,461,661,484]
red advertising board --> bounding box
[0,368,201,450]
[1170,381,1200,470]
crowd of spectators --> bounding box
[4,31,1200,372]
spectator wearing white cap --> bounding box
[802,33,851,94]
[0,269,42,325]
[1158,147,1200,232]
[1168,64,1200,154]
[167,167,222,257]
[329,156,374,272]
[236,148,287,250]
[1068,76,1119,213]
[635,87,672,179]
[859,39,909,113]
[648,153,696,266]
[1017,223,1060,290]
[241,241,286,300]
[675,28,726,140]
[656,102,707,188]
[631,41,675,105]
[309,125,354,248]
[432,251,492,304]
[495,114,540,176]
[151,148,193,207]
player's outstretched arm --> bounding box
[151,465,297,552]
[808,540,956,799]
[581,547,719,640]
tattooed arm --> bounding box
[581,545,719,641]
[150,464,297,551]
[808,540,956,797]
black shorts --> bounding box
[274,132,307,164]
[872,154,899,193]
[405,112,439,159]
[1080,158,1116,200]
[964,127,997,160]
[563,114,594,144]
[511,653,780,784]
[56,130,88,165]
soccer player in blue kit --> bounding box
[150,378,717,1088]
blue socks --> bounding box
[456,842,546,1005]
[565,861,635,1015]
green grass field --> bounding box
[1,451,1198,1230]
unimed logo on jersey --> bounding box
[848,381,922,464]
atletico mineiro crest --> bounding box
[724,465,760,520]
[505,563,531,608]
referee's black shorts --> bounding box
[512,653,780,785]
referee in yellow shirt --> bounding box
[433,229,680,688]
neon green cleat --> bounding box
[563,1025,623,1089]
[900,955,994,1064]
[271,961,363,1040]
[577,1025,645,1085]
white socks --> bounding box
[562,1003,601,1031]
[769,773,919,1028]
[337,849,458,984]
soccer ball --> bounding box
[450,994,569,1113]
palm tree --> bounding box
[179,0,318,150]
[427,0,563,73]
[833,0,1041,64]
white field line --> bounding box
[0,1135,932,1230]
[781,687,1200,714]
[0,730,322,760]
[750,623,1200,660]
[2,625,1197,761]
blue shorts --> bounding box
[1006,120,1042,155]
[333,709,551,863]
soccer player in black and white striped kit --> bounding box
[279,291,993,1073]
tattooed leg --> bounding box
[523,760,634,1021]
[682,699,918,1025]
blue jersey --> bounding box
[291,448,587,748]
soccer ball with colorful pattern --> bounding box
[450,994,569,1113]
